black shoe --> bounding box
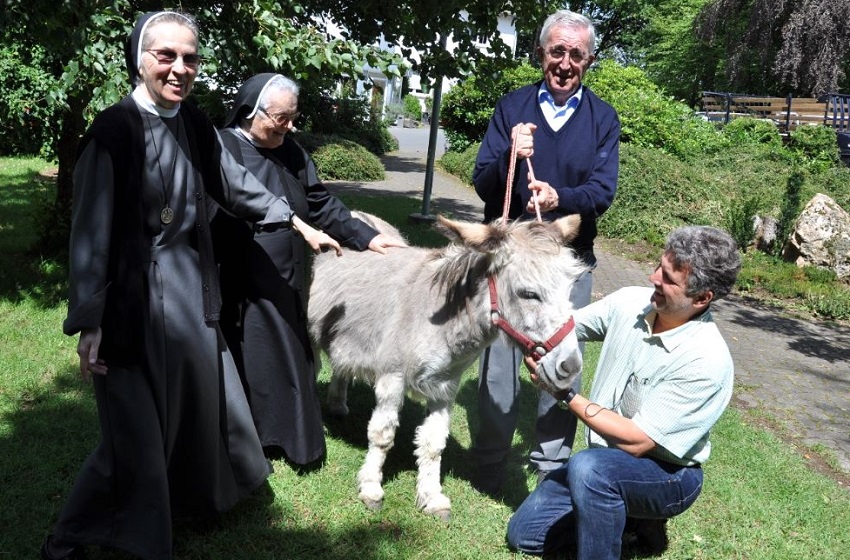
[471,461,505,497]
[625,518,668,554]
[536,469,553,485]
[40,535,86,560]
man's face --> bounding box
[537,24,595,105]
[648,252,701,323]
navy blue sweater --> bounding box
[473,82,620,264]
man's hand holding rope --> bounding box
[527,178,559,213]
[511,123,536,159]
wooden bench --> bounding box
[783,97,827,130]
[700,92,831,134]
[700,92,789,126]
[701,92,850,163]
[825,94,850,163]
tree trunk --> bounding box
[43,95,87,254]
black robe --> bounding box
[56,95,290,560]
[213,129,377,464]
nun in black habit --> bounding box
[212,73,406,466]
[42,13,341,560]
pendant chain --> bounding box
[146,114,181,224]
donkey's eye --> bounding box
[518,289,541,301]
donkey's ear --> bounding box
[553,214,581,244]
[436,215,507,251]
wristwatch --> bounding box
[556,387,577,410]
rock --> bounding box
[753,215,778,253]
[782,193,850,278]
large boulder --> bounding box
[782,193,850,278]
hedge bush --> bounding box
[296,133,385,181]
[787,125,840,172]
[584,60,725,161]
[439,142,480,185]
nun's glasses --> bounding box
[260,108,301,126]
[145,49,202,69]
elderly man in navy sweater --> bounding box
[471,9,620,496]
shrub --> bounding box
[337,123,398,155]
[384,102,405,124]
[0,44,60,157]
[725,194,763,251]
[722,117,783,149]
[439,142,480,185]
[774,170,806,257]
[300,87,396,156]
[306,136,385,181]
[441,61,540,153]
[787,125,840,172]
[584,60,725,161]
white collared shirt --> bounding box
[538,83,582,131]
[575,286,734,466]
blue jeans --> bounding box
[506,447,703,559]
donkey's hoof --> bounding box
[361,497,383,511]
[420,494,452,521]
[432,509,451,522]
[326,402,349,417]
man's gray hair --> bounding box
[539,10,597,54]
[665,226,741,300]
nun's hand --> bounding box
[78,327,107,381]
[293,216,342,256]
[367,233,408,255]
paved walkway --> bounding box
[325,129,850,476]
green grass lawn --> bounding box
[2,157,849,559]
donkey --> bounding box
[308,213,588,521]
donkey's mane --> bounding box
[425,244,489,317]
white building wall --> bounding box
[321,13,517,119]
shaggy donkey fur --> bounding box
[308,213,587,520]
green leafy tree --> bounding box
[694,0,850,96]
[402,94,422,121]
[0,0,403,249]
[629,0,717,105]
[0,39,59,156]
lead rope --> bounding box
[502,126,542,224]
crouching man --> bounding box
[508,225,741,559]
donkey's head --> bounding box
[437,215,588,394]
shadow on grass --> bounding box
[0,365,99,557]
[0,166,68,308]
[318,378,472,490]
[2,366,420,560]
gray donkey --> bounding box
[308,213,588,521]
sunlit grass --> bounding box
[2,156,849,559]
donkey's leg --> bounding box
[327,372,350,416]
[414,402,453,521]
[358,373,405,510]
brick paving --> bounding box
[325,131,850,475]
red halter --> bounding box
[488,275,576,362]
